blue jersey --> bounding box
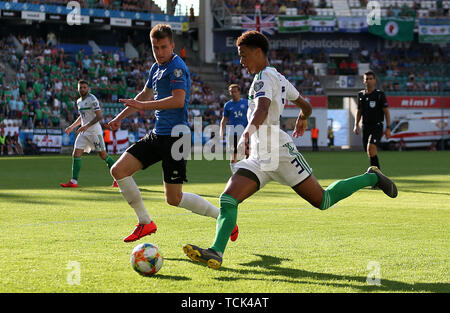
[146,54,190,135]
[223,98,248,127]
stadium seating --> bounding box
[15,0,164,14]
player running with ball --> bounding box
[183,31,398,269]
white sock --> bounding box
[230,162,237,174]
[116,176,152,224]
[178,192,219,219]
[70,178,78,184]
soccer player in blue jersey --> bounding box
[108,24,238,242]
[220,84,248,174]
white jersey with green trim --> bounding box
[247,66,300,158]
[76,93,102,135]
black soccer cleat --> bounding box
[366,166,398,198]
[183,244,222,269]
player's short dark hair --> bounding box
[228,84,240,91]
[364,71,376,79]
[78,79,89,86]
[236,31,269,55]
[150,24,173,42]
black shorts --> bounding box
[232,133,238,153]
[126,132,187,184]
[362,123,383,148]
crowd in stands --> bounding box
[15,0,164,14]
[1,29,449,155]
[0,33,228,155]
[217,48,326,96]
[369,45,449,93]
[223,0,450,18]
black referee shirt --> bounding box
[357,89,388,125]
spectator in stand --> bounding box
[0,129,6,156]
[11,133,24,155]
[42,103,51,128]
[24,134,39,155]
[406,74,415,91]
[328,59,337,75]
[34,103,43,128]
[339,59,349,75]
[349,59,358,75]
[4,131,14,155]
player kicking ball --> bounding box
[60,80,117,188]
[183,31,397,269]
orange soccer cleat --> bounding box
[60,180,78,188]
[123,221,157,243]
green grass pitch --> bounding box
[0,151,449,293]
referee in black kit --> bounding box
[353,71,391,170]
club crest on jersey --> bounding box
[369,101,376,108]
[173,68,183,78]
[254,81,264,92]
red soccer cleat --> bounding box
[123,221,157,242]
[60,181,78,188]
[111,180,119,188]
[230,224,239,242]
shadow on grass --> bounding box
[156,255,450,292]
[398,189,450,196]
[153,274,191,281]
[211,254,449,293]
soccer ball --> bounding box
[130,243,163,276]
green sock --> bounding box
[210,193,239,254]
[320,173,378,210]
[104,155,115,169]
[72,157,82,181]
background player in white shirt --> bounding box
[60,80,116,188]
[183,31,398,269]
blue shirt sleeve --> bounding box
[146,63,157,89]
[223,102,230,118]
[169,64,188,91]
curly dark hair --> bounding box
[236,31,269,55]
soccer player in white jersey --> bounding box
[183,31,398,269]
[60,80,117,188]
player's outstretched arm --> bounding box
[77,110,103,134]
[291,95,312,138]
[238,97,271,158]
[110,86,153,130]
[220,116,229,138]
[65,115,82,134]
[119,89,185,111]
